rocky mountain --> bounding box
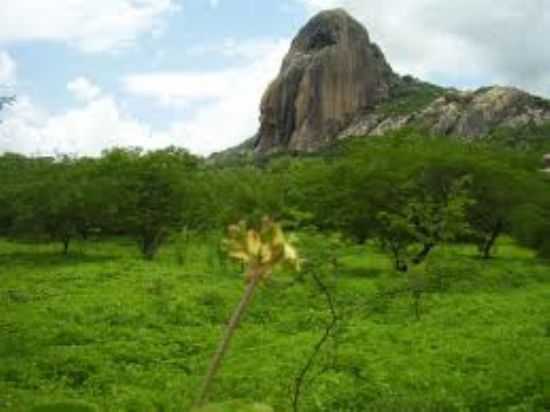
[255,8,398,153]
[253,9,550,154]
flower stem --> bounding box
[194,268,262,408]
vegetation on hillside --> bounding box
[375,76,447,116]
[488,122,550,152]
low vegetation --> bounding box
[1,131,549,410]
[1,235,549,411]
[376,77,446,116]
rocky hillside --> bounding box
[339,84,550,140]
[253,8,550,154]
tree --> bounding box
[194,163,291,231]
[375,175,473,272]
[98,147,198,259]
[508,177,550,259]
[0,153,33,235]
[12,156,96,254]
[458,147,549,259]
[309,135,473,270]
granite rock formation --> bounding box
[255,9,398,153]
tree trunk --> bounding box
[142,236,158,260]
[79,227,89,240]
[412,243,434,265]
[391,245,408,272]
[481,222,502,259]
[62,237,70,256]
[395,260,408,272]
[412,290,421,320]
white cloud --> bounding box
[123,38,290,154]
[0,95,171,156]
[209,0,220,9]
[125,38,288,104]
[0,0,179,53]
[125,70,235,106]
[125,38,289,109]
[0,38,289,156]
[186,37,290,61]
[67,77,102,102]
[300,0,550,96]
[0,51,16,85]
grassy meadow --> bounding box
[1,233,549,411]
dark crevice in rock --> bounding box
[303,27,338,51]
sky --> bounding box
[0,0,549,157]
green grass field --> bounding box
[1,235,549,411]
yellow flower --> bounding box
[223,217,300,282]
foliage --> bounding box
[1,237,548,411]
[375,175,473,271]
[0,147,199,258]
[9,157,102,254]
[97,147,198,259]
[488,122,550,152]
[1,128,550,409]
[376,77,446,116]
[1,132,548,261]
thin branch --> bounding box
[292,272,338,412]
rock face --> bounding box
[339,86,550,140]
[422,87,550,137]
[255,9,398,153]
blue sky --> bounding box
[10,1,304,113]
[0,0,549,156]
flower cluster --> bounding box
[223,217,300,282]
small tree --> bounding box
[98,147,198,259]
[12,156,93,255]
[466,164,525,259]
[375,176,473,272]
